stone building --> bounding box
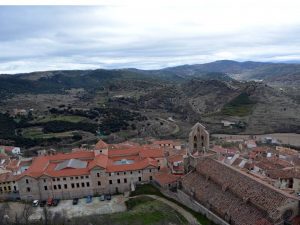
[181,157,299,225]
[16,142,165,200]
[184,122,214,172]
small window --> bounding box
[63,178,66,181]
[71,183,75,188]
[98,181,101,186]
[27,187,31,192]
[85,176,89,179]
[54,185,57,190]
[70,177,74,180]
[138,177,141,182]
[109,173,111,177]
[8,186,11,191]
[4,187,7,191]
[76,183,80,188]
[130,171,133,174]
[81,176,84,179]
[124,178,127,183]
[86,182,90,187]
[117,172,119,175]
[149,169,152,173]
[64,184,67,189]
[44,179,46,183]
[97,173,100,177]
[58,184,61,189]
[57,178,60,181]
[81,182,85,187]
[26,179,29,184]
[75,177,78,180]
[138,170,141,173]
[109,180,112,184]
[150,176,153,181]
[44,186,48,191]
[117,179,120,184]
[52,178,55,181]
[124,172,126,175]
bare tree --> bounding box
[21,202,34,225]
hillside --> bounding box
[0,62,299,150]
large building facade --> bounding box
[16,143,165,200]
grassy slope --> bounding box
[69,196,188,225]
[130,184,216,225]
[221,92,255,116]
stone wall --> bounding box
[159,187,229,225]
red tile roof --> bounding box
[167,154,183,163]
[154,173,181,185]
[19,145,163,178]
[139,148,164,158]
[95,139,108,149]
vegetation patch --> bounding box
[22,127,74,139]
[221,92,256,116]
[130,184,215,225]
[68,197,187,225]
[33,115,88,123]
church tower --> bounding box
[188,122,209,155]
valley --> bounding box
[0,60,299,152]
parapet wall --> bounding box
[158,186,229,225]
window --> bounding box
[86,182,90,187]
[26,179,29,184]
[81,183,85,187]
[75,177,78,180]
[4,187,7,191]
[117,172,119,175]
[109,173,111,177]
[57,178,60,181]
[52,178,55,181]
[71,183,75,188]
[0,187,2,192]
[97,173,100,177]
[54,185,57,190]
[138,177,141,182]
[149,169,152,173]
[138,170,141,173]
[150,176,153,181]
[70,177,74,180]
[63,178,66,181]
[81,176,84,179]
[13,186,17,191]
[8,186,11,191]
[124,172,126,175]
[44,179,46,182]
[124,178,127,183]
[44,186,48,191]
[64,184,67,189]
[76,183,80,188]
[27,187,31,192]
[85,176,89,179]
[58,184,61,189]
[130,171,133,174]
[98,181,101,186]
[109,180,112,184]
[117,179,120,184]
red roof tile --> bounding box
[154,173,180,185]
[95,139,108,149]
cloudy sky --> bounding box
[0,0,300,74]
